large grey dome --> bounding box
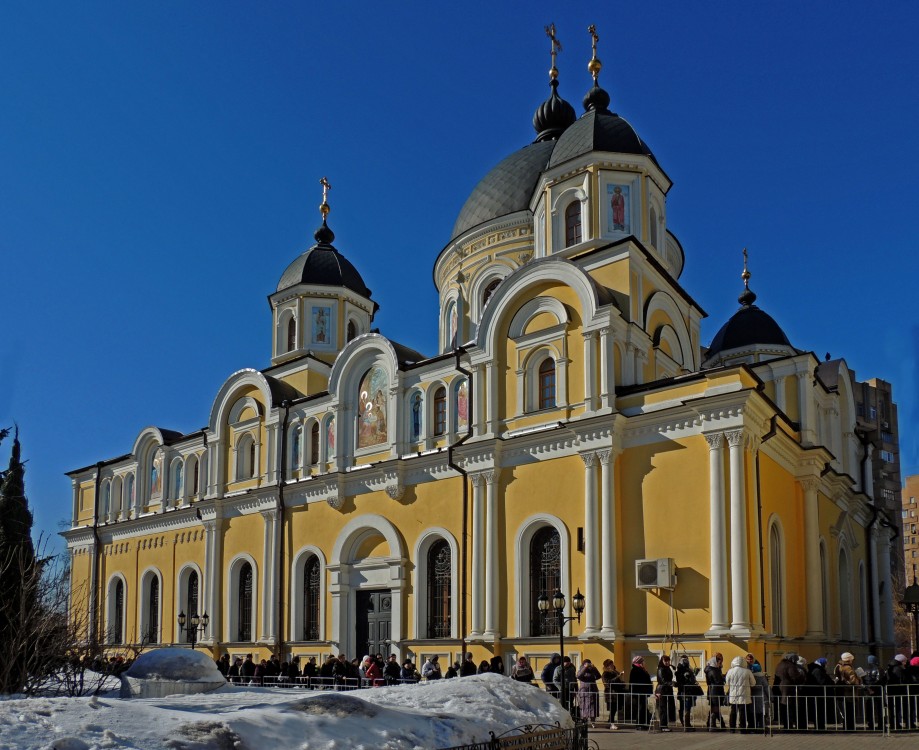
[450,140,555,241]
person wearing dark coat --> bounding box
[476,660,490,674]
[773,652,806,730]
[490,655,505,675]
[444,662,459,679]
[460,653,477,677]
[383,654,402,685]
[675,656,702,729]
[601,659,625,729]
[704,654,726,729]
[319,655,335,682]
[240,654,256,678]
[805,657,832,730]
[629,656,653,729]
[227,657,241,682]
[552,657,577,713]
[656,655,676,730]
[886,654,909,730]
[400,660,420,683]
[215,653,230,677]
[541,654,561,699]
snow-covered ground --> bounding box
[0,671,570,750]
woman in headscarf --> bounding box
[576,658,602,726]
[704,653,726,729]
[629,656,653,729]
[511,655,534,683]
[601,658,625,729]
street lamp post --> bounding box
[537,589,586,712]
[177,610,210,649]
[903,576,919,653]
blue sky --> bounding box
[2,1,917,551]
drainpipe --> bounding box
[277,400,291,658]
[446,347,473,663]
[856,428,879,653]
[755,417,777,646]
[91,462,103,648]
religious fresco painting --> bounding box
[606,183,630,233]
[311,306,331,345]
[326,416,335,459]
[410,391,423,442]
[357,366,389,449]
[455,378,468,431]
[150,455,161,496]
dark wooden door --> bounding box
[355,589,392,657]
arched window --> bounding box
[839,548,852,639]
[482,278,501,309]
[191,460,199,497]
[286,317,297,352]
[302,556,320,641]
[236,434,256,480]
[538,358,556,410]
[147,576,160,643]
[427,540,451,638]
[125,474,135,513]
[291,426,302,471]
[357,367,389,449]
[564,201,581,247]
[347,320,357,342]
[310,422,320,465]
[187,570,199,620]
[172,462,183,501]
[433,387,447,436]
[769,524,784,636]
[530,527,561,636]
[111,579,124,645]
[238,563,253,641]
[101,482,111,519]
[650,206,658,247]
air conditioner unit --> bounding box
[635,558,677,590]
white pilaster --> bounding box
[598,327,612,411]
[705,432,729,635]
[801,477,824,637]
[726,430,751,635]
[580,452,600,635]
[597,448,619,639]
[203,518,222,642]
[483,470,500,640]
[582,332,597,413]
[259,509,278,643]
[469,473,485,639]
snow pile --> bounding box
[0,672,570,750]
[120,648,227,699]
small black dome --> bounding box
[549,107,655,168]
[450,140,556,241]
[277,224,372,298]
[707,305,793,359]
[533,79,576,143]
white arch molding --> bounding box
[105,572,128,645]
[413,528,460,640]
[514,514,571,638]
[226,554,258,643]
[327,514,407,659]
[290,546,327,642]
[138,566,163,644]
[176,562,204,644]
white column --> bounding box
[469,473,485,639]
[582,332,597,413]
[259,509,278,643]
[726,430,751,634]
[204,518,223,642]
[87,541,98,643]
[580,452,600,635]
[597,449,618,638]
[483,470,500,640]
[773,375,786,414]
[486,364,498,435]
[797,372,817,445]
[801,477,824,637]
[472,364,485,435]
[599,328,612,410]
[705,433,729,635]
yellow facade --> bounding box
[64,49,893,678]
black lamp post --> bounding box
[177,610,209,649]
[903,576,919,653]
[537,589,585,712]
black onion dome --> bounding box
[707,305,793,359]
[276,220,372,298]
[533,79,576,142]
[451,139,556,241]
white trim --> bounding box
[290,545,327,642]
[514,514,570,638]
[413,528,460,640]
[226,554,258,643]
[105,572,128,645]
[176,563,203,644]
[138,566,163,644]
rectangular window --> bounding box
[434,391,447,436]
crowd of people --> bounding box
[212,648,919,733]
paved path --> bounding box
[588,727,916,750]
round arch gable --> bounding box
[207,369,275,437]
[643,290,693,371]
[476,258,602,359]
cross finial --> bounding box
[587,25,602,83]
[545,23,561,80]
[742,247,750,287]
[319,176,332,220]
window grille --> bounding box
[434,388,447,436]
[112,579,124,645]
[530,528,561,636]
[538,359,556,410]
[238,563,252,641]
[565,202,581,247]
[427,540,452,638]
[148,576,159,643]
[303,556,320,641]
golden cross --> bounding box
[319,176,331,219]
[587,25,601,82]
[742,247,751,286]
[545,23,561,78]
[588,24,599,56]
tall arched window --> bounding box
[769,524,784,636]
[310,422,320,465]
[564,201,581,247]
[286,317,297,352]
[538,358,556,410]
[147,576,160,643]
[433,387,447,436]
[650,206,658,247]
[482,278,501,309]
[101,482,111,519]
[238,563,253,641]
[191,460,199,497]
[248,440,256,478]
[291,426,302,472]
[187,570,199,620]
[530,527,561,636]
[427,540,451,638]
[125,474,135,513]
[172,462,183,501]
[410,392,423,442]
[302,555,320,641]
[839,548,852,639]
[111,579,124,645]
[347,320,357,342]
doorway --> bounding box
[355,589,392,657]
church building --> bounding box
[63,27,895,675]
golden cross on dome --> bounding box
[545,23,561,80]
[742,247,751,287]
[319,176,332,220]
[587,24,602,83]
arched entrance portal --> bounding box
[328,514,407,659]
